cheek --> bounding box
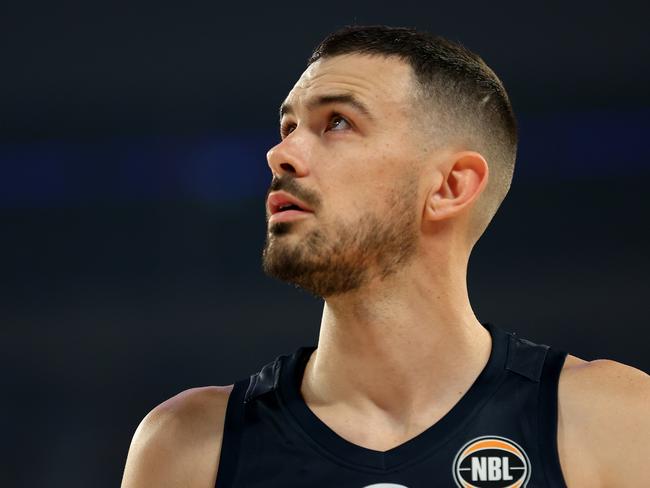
[328,181,394,223]
[316,142,417,216]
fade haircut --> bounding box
[308,25,517,246]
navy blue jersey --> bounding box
[216,323,568,487]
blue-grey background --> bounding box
[1,1,649,487]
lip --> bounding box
[267,191,314,215]
[268,209,312,223]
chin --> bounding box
[268,221,297,236]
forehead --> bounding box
[282,54,416,115]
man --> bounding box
[121,26,650,487]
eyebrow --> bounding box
[279,93,374,121]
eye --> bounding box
[326,114,351,132]
[280,122,296,139]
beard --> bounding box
[261,175,419,298]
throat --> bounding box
[303,389,457,452]
[301,319,493,426]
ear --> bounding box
[424,151,489,223]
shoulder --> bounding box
[121,385,234,488]
[557,355,650,487]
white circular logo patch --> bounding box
[452,436,531,488]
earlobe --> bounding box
[424,152,488,223]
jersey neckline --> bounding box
[277,322,509,472]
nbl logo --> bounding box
[452,436,531,488]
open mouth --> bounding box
[276,203,303,212]
[267,191,313,216]
[267,191,314,224]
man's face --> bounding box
[262,54,428,298]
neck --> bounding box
[300,251,491,427]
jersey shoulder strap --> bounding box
[501,326,569,486]
[215,349,310,487]
[538,344,569,486]
[215,376,250,488]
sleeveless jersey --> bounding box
[216,323,568,487]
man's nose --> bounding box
[266,137,310,179]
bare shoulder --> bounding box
[558,354,650,487]
[121,385,234,488]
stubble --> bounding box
[262,174,420,298]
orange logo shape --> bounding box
[452,436,531,488]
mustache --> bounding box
[267,176,320,211]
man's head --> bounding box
[262,25,517,298]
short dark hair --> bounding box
[308,25,517,244]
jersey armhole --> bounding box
[215,377,250,488]
[538,348,569,488]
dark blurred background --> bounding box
[1,1,649,487]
